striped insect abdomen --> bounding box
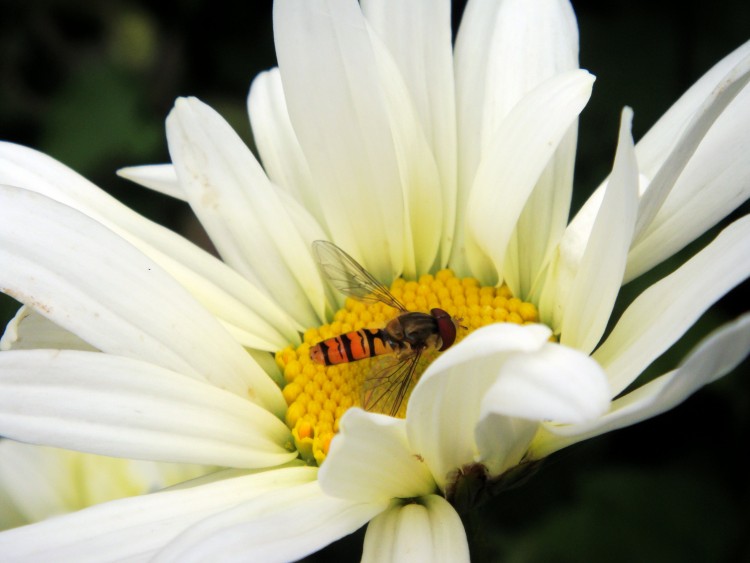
[309,329,395,366]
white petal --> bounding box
[0,186,286,414]
[361,0,457,265]
[149,247,299,352]
[155,479,385,563]
[364,23,443,276]
[1,306,94,351]
[0,350,295,468]
[319,409,435,502]
[273,0,406,281]
[558,108,639,352]
[628,117,750,283]
[116,164,184,200]
[473,414,539,477]
[362,495,469,563]
[0,441,75,524]
[419,323,554,379]
[635,40,750,177]
[480,342,610,424]
[0,466,316,562]
[488,1,581,294]
[594,215,750,396]
[452,0,579,274]
[0,441,211,525]
[456,0,579,150]
[532,313,750,458]
[627,74,750,279]
[0,481,26,531]
[247,347,285,389]
[361,0,453,172]
[465,70,594,284]
[247,69,323,223]
[166,96,328,326]
[406,323,552,489]
[568,45,750,284]
[504,123,578,300]
[0,141,301,350]
[245,100,343,289]
[632,53,750,242]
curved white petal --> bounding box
[155,479,385,563]
[456,0,579,152]
[452,0,579,274]
[0,350,295,468]
[627,127,750,283]
[247,69,323,223]
[532,313,750,458]
[465,70,594,284]
[480,342,610,423]
[632,54,750,239]
[166,96,328,326]
[594,215,750,395]
[319,409,435,502]
[361,0,457,266]
[635,40,750,177]
[558,108,639,352]
[0,186,286,414]
[273,0,407,281]
[0,466,316,562]
[362,495,469,563]
[568,45,750,284]
[406,323,552,489]
[489,0,580,298]
[1,306,94,352]
[0,141,302,350]
[627,70,750,280]
[116,164,184,200]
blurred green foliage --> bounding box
[1,1,748,561]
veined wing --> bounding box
[312,240,406,311]
[361,350,421,417]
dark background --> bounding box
[1,1,748,561]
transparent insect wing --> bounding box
[361,351,422,416]
[312,240,406,311]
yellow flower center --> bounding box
[275,269,539,465]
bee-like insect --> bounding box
[310,240,458,416]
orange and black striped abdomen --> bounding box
[310,329,394,366]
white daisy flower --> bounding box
[1,0,749,560]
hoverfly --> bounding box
[309,240,459,416]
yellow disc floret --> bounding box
[275,269,538,465]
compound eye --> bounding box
[431,308,456,351]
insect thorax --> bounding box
[385,313,441,349]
